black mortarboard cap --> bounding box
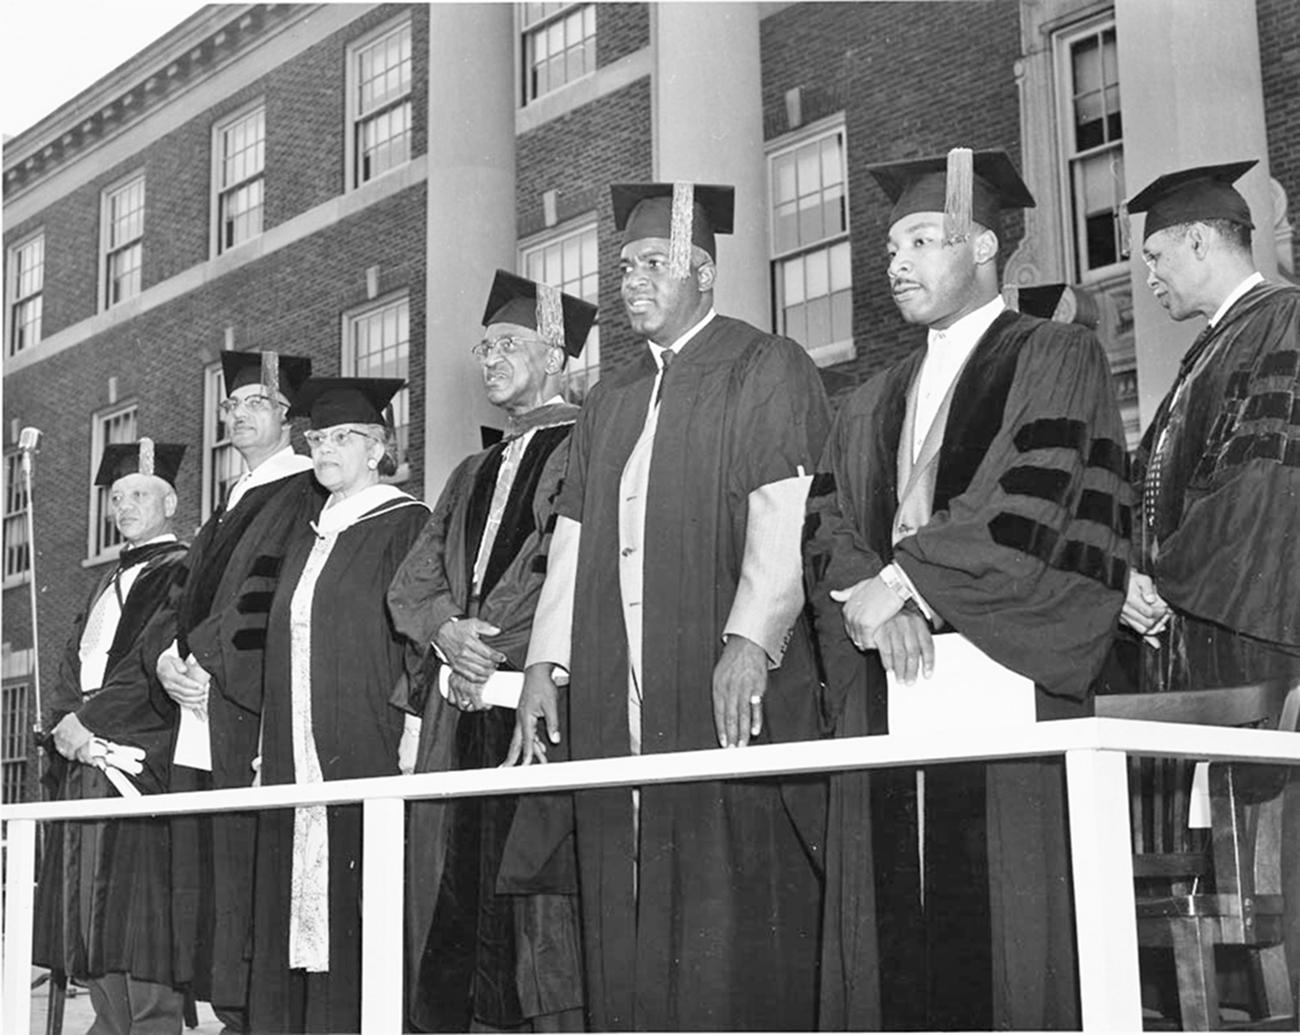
[220,349,313,404]
[1126,160,1257,241]
[611,183,735,269]
[481,269,597,357]
[95,438,185,487]
[867,148,1035,234]
[288,377,405,429]
[1015,284,1069,321]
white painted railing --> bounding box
[3,717,1298,1033]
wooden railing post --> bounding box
[361,796,405,1035]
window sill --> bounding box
[1,573,31,590]
[81,549,121,570]
[805,338,855,368]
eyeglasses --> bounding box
[303,427,382,450]
[218,393,282,416]
[471,336,542,361]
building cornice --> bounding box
[3,4,313,196]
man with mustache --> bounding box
[151,349,323,1034]
[512,182,829,1030]
[804,149,1131,1029]
[1124,159,1300,1011]
[388,270,594,1032]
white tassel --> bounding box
[668,181,695,280]
[943,147,973,245]
[536,282,564,350]
[137,436,155,477]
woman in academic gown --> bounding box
[247,377,429,1034]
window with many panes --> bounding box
[214,103,265,255]
[2,679,31,804]
[3,452,30,584]
[7,232,44,356]
[101,173,145,309]
[1058,19,1125,279]
[768,120,852,366]
[521,3,595,104]
[348,18,412,188]
[202,363,244,522]
[89,403,138,559]
[344,294,410,469]
[520,220,600,403]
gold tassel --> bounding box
[1003,284,1020,311]
[261,350,280,398]
[138,436,156,477]
[535,282,564,350]
[668,181,694,280]
[943,147,973,245]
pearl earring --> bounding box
[367,458,378,469]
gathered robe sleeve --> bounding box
[894,326,1131,701]
[723,339,830,663]
[1154,290,1300,652]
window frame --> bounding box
[1054,16,1127,282]
[518,215,601,404]
[86,400,139,562]
[2,451,31,588]
[201,362,244,522]
[345,14,414,191]
[341,291,411,481]
[6,229,45,357]
[1,677,32,804]
[519,2,597,106]
[766,114,854,368]
[99,170,146,312]
[211,100,267,257]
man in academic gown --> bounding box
[387,270,595,1032]
[511,181,829,1031]
[804,149,1131,1030]
[34,439,190,1035]
[1122,160,1300,1008]
[151,349,323,1033]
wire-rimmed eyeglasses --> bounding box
[471,336,542,361]
[218,393,283,416]
[303,427,383,450]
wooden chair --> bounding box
[1096,681,1299,1030]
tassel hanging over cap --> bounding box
[943,147,974,245]
[668,181,695,280]
[260,350,280,399]
[138,437,156,477]
[535,282,565,349]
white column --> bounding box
[423,4,518,497]
[1115,0,1276,426]
[651,2,769,328]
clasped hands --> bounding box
[435,616,504,713]
[832,575,934,684]
[1120,571,1171,648]
[156,652,212,713]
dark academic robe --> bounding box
[559,316,829,1031]
[805,310,1131,1030]
[248,492,427,1034]
[1132,279,1300,997]
[155,468,326,1010]
[33,540,189,986]
[386,403,583,1032]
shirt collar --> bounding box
[242,444,314,488]
[926,295,1006,352]
[649,307,717,365]
[1209,271,1264,327]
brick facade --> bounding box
[1258,0,1300,272]
[596,2,650,69]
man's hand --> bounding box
[505,664,561,766]
[52,712,94,761]
[1121,572,1171,648]
[157,652,210,708]
[712,635,768,748]
[868,611,934,684]
[434,618,506,682]
[831,575,906,650]
[447,671,487,713]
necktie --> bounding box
[656,349,674,404]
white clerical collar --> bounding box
[926,295,1006,353]
[649,308,717,365]
[232,444,314,499]
[130,533,178,548]
[313,483,412,537]
[1209,271,1264,327]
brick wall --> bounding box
[516,77,653,373]
[597,2,650,68]
[760,0,1024,403]
[1258,0,1300,273]
[2,182,426,728]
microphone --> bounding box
[18,426,42,453]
